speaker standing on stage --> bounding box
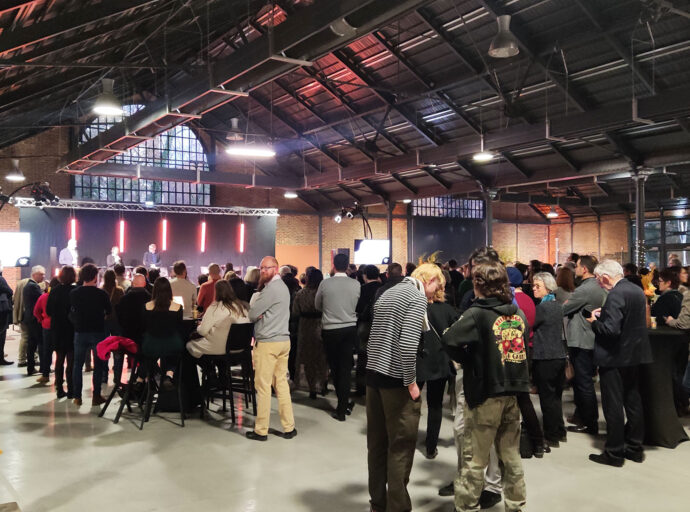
[143,244,161,269]
[106,246,121,268]
[58,239,78,266]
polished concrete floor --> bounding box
[1,327,689,512]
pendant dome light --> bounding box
[93,78,124,116]
[473,134,494,162]
[5,159,25,182]
[488,15,520,58]
[546,206,559,218]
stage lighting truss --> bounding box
[10,198,279,217]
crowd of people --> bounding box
[0,247,689,512]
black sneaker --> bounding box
[245,431,268,441]
[0,359,13,366]
[331,411,346,422]
[438,482,454,497]
[425,448,438,459]
[479,490,502,509]
[56,388,67,399]
[346,401,355,415]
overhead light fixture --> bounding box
[330,17,357,37]
[226,143,276,158]
[93,78,123,116]
[473,134,494,163]
[402,199,412,204]
[334,213,343,223]
[5,159,25,182]
[488,15,520,58]
[546,206,559,218]
[226,118,244,141]
[284,190,298,199]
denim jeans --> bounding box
[73,332,106,399]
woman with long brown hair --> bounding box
[187,279,250,358]
[142,277,184,390]
[101,269,124,384]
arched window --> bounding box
[74,105,211,205]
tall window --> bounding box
[412,195,484,219]
[74,105,211,205]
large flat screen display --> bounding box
[354,239,390,265]
[0,232,31,267]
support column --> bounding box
[483,189,497,247]
[634,174,647,268]
[318,214,323,271]
[387,201,393,263]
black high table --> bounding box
[640,326,689,448]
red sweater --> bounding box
[514,291,536,339]
[33,292,51,329]
[197,276,221,313]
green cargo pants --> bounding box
[455,396,527,512]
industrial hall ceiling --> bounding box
[2,0,690,217]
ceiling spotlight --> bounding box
[29,182,59,206]
[488,15,520,58]
[402,199,412,204]
[473,134,494,163]
[5,159,25,182]
[546,206,559,218]
[93,78,123,116]
[330,17,357,37]
[226,118,244,141]
[226,143,276,158]
[334,213,343,224]
[284,190,298,199]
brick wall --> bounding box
[494,217,631,266]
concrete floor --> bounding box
[1,327,689,512]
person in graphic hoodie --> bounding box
[442,260,529,512]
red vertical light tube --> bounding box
[239,222,245,253]
[161,219,168,251]
[200,221,207,253]
[119,220,125,252]
[70,218,77,240]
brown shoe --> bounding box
[92,395,107,407]
[73,398,83,406]
[36,376,50,384]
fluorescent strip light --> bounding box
[119,220,125,252]
[226,145,276,158]
[161,219,168,251]
[239,222,245,253]
[200,221,206,253]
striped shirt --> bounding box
[366,277,428,386]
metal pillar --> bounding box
[318,214,323,271]
[634,174,647,268]
[387,202,394,262]
[483,189,497,247]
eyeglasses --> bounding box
[260,266,277,271]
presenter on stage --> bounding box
[143,243,161,269]
[58,239,79,266]
[106,246,122,269]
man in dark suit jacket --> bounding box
[587,260,652,467]
[22,265,45,376]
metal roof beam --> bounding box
[62,162,302,189]
[337,183,363,202]
[295,191,322,212]
[273,79,375,161]
[331,51,444,146]
[0,2,39,16]
[249,92,342,167]
[528,204,551,223]
[0,0,161,55]
[421,166,451,190]
[501,152,531,178]
[605,131,641,166]
[391,173,418,195]
[574,0,658,94]
[361,179,390,201]
[372,31,481,134]
[549,142,580,172]
[301,66,407,154]
[477,0,593,112]
[677,117,690,136]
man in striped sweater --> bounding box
[366,263,443,512]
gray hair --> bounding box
[533,272,557,293]
[31,265,45,274]
[594,260,624,279]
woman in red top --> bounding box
[33,277,59,384]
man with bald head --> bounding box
[246,256,296,441]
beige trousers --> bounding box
[253,340,295,436]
